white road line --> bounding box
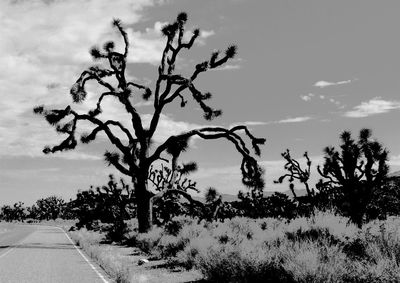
[0,246,16,259]
[57,227,110,283]
[0,231,28,260]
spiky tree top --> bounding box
[34,13,265,190]
[317,128,389,189]
[274,149,313,198]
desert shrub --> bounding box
[124,218,138,232]
[344,258,400,283]
[206,217,266,246]
[153,219,208,259]
[123,231,139,247]
[164,215,197,236]
[342,237,369,261]
[282,241,347,283]
[255,217,284,231]
[105,220,128,243]
[176,234,217,270]
[311,211,358,242]
[155,234,187,258]
[362,217,400,263]
[181,235,295,282]
[285,212,359,247]
[69,228,104,246]
[135,227,164,254]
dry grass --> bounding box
[68,212,400,282]
[173,212,400,282]
[69,228,202,283]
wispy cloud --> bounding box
[213,64,241,71]
[300,93,314,101]
[388,154,400,167]
[314,79,354,88]
[211,58,242,71]
[278,116,312,123]
[230,117,311,128]
[300,92,344,108]
[344,97,400,118]
[229,121,267,128]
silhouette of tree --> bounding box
[264,192,297,219]
[274,149,314,203]
[149,163,226,223]
[317,128,389,226]
[35,195,65,220]
[366,176,400,220]
[237,186,267,218]
[148,162,202,224]
[73,174,134,237]
[274,149,329,215]
[34,13,265,232]
[0,202,26,222]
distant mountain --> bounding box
[388,171,400,178]
[191,173,400,203]
[263,188,307,198]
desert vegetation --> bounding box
[0,11,394,283]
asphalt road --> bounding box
[0,224,112,283]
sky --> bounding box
[1,0,400,205]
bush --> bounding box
[164,216,197,236]
[105,221,128,243]
[156,234,186,258]
[135,227,164,254]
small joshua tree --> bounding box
[317,128,389,226]
[35,195,65,220]
[274,149,313,200]
[34,13,265,232]
[148,162,202,224]
[73,174,134,233]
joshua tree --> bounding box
[73,174,134,232]
[148,162,202,224]
[34,13,265,232]
[35,195,65,220]
[317,128,389,226]
[274,149,313,200]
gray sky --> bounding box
[1,0,400,205]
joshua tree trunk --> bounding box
[134,176,152,233]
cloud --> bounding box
[0,0,217,160]
[388,154,400,167]
[300,92,344,108]
[211,58,242,71]
[314,79,354,88]
[277,117,312,123]
[229,121,268,128]
[230,117,311,128]
[344,97,400,118]
[300,93,314,101]
[213,64,241,71]
[200,30,216,38]
[0,0,158,156]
